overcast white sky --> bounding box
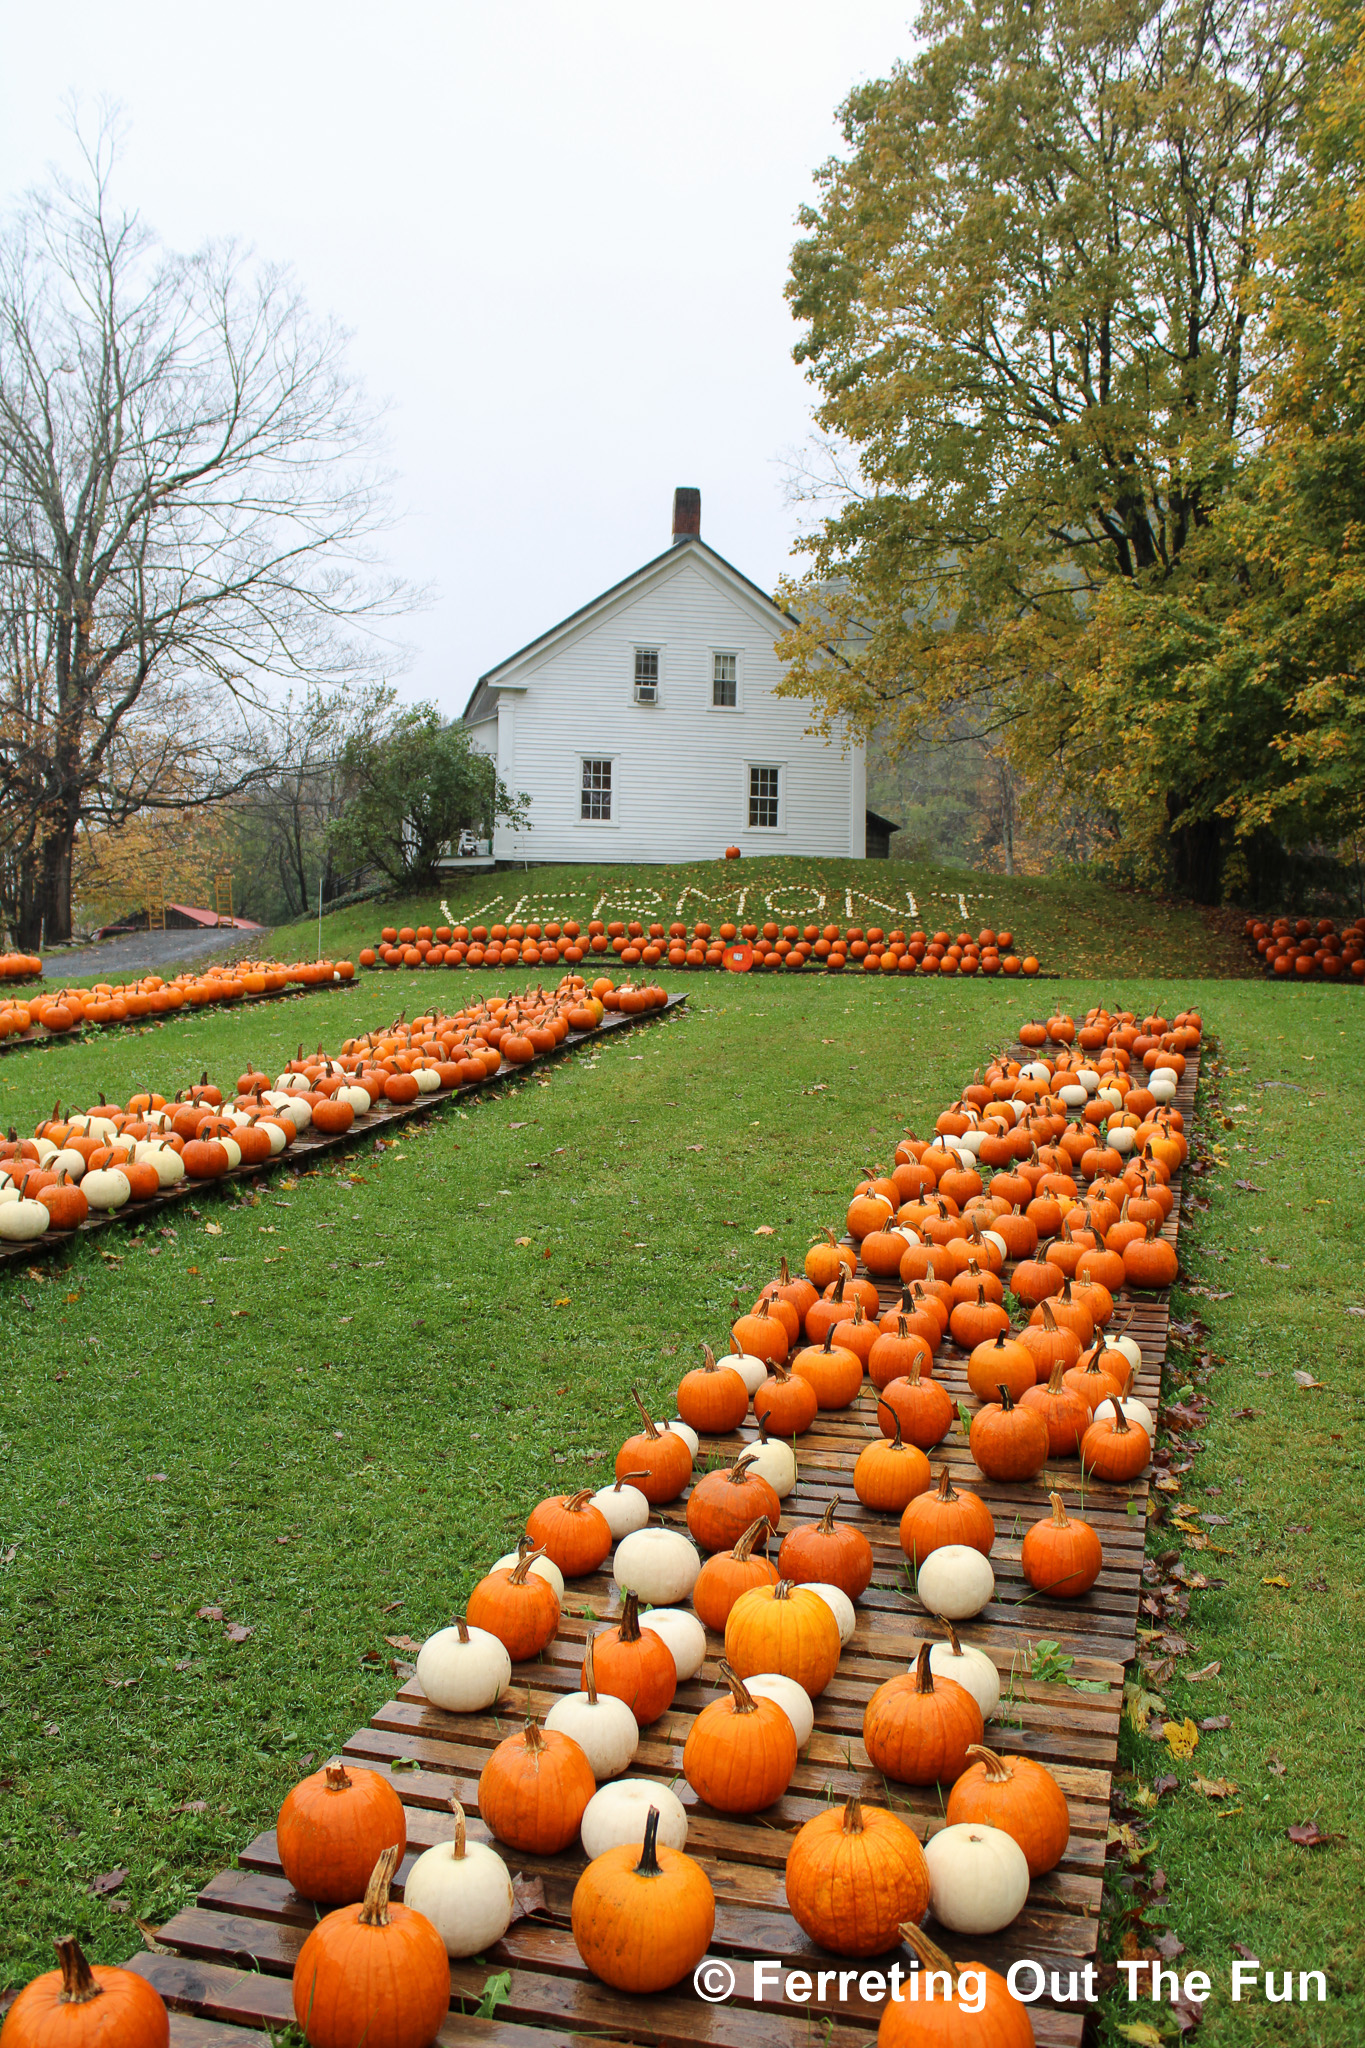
[0,1,915,715]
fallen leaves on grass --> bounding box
[1185,1661,1221,1681]
[1266,1754,1287,1777]
[753,1225,774,1236]
[1291,1371,1325,1389]
[1192,1775,1238,1798]
[196,1605,224,1622]
[1200,1715,1231,1731]
[1261,1575,1291,1589]
[384,1634,423,1654]
[223,1622,253,1644]
[89,1867,128,1896]
[204,1221,222,1237]
[1164,1718,1200,1760]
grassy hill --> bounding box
[280,854,1246,980]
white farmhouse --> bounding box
[461,490,895,862]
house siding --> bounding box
[481,546,862,862]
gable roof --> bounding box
[461,535,800,722]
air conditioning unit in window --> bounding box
[634,681,656,704]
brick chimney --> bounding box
[671,487,701,545]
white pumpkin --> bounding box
[1149,1071,1178,1103]
[49,1148,87,1180]
[1057,1083,1087,1110]
[218,1137,243,1170]
[916,1545,995,1620]
[33,1137,59,1163]
[1107,1330,1143,1375]
[1020,1061,1051,1085]
[545,1638,639,1778]
[803,1582,856,1642]
[590,1477,652,1539]
[0,1184,18,1207]
[340,1085,373,1116]
[84,1115,117,1144]
[742,1673,815,1747]
[925,1821,1030,1933]
[979,1229,1009,1266]
[640,1606,706,1681]
[81,1168,131,1211]
[743,1428,797,1500]
[135,1142,186,1188]
[720,1348,768,1397]
[493,1550,565,1601]
[663,1418,699,1460]
[416,1616,511,1713]
[0,1196,48,1240]
[908,1627,1001,1720]
[613,1527,701,1607]
[1075,1067,1100,1094]
[580,1778,688,1860]
[1113,1394,1155,1439]
[252,1119,289,1156]
[403,1800,515,1958]
[414,1067,442,1094]
[1108,1126,1136,1154]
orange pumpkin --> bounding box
[791,1325,865,1410]
[1081,1399,1151,1482]
[784,1796,930,1958]
[2,1940,169,2048]
[526,1488,613,1577]
[969,1385,1049,1482]
[868,1315,933,1391]
[804,1226,857,1290]
[855,1402,933,1512]
[614,1384,694,1502]
[900,1468,995,1565]
[863,1643,984,1785]
[778,1497,874,1599]
[682,1662,798,1813]
[880,1924,1035,2047]
[946,1743,1071,1876]
[586,1591,677,1725]
[290,1847,449,2048]
[1021,1491,1103,1598]
[676,1347,750,1434]
[1124,1219,1179,1289]
[571,1805,715,1993]
[724,1578,842,1695]
[878,1359,954,1451]
[1017,1298,1082,1378]
[277,1760,407,1906]
[478,1708,595,1853]
[731,1299,789,1364]
[692,1516,780,1632]
[466,1546,560,1660]
[965,1330,1036,1404]
[753,1357,819,1437]
[686,1451,782,1555]
[1020,1359,1090,1457]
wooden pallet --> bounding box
[0,997,685,1266]
[123,1043,1200,2048]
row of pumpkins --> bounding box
[360,921,1044,977]
[0,979,664,1237]
[0,960,355,1042]
[231,1000,1195,2046]
[1244,914,1365,980]
[0,951,42,981]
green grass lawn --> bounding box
[0,970,1360,2043]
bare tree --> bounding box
[0,117,406,944]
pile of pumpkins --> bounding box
[0,977,666,1241]
[0,959,355,1044]
[1244,914,1365,981]
[359,920,1043,978]
[0,951,42,981]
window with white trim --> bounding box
[749,765,780,828]
[713,652,737,707]
[581,758,612,820]
[633,647,659,703]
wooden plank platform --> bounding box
[0,996,685,1267]
[122,1038,1200,2048]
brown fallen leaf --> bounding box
[1287,1819,1339,1847]
[1261,1575,1291,1588]
[89,1867,129,1896]
[135,1918,171,1954]
[1200,1715,1231,1731]
[509,1873,547,1922]
[1291,1371,1325,1389]
[223,1622,253,1643]
[1192,1775,1238,1798]
[172,1800,208,1813]
[1153,1774,1179,1796]
[753,1224,774,1236]
[1185,1660,1221,1680]
[1266,1754,1287,1777]
[196,1605,224,1622]
[384,1634,423,1654]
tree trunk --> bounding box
[1166,801,1224,904]
[37,814,78,945]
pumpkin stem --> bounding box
[731,1516,772,1561]
[914,1641,936,1693]
[718,1659,759,1714]
[508,1544,546,1585]
[633,1805,665,1878]
[54,1937,102,2006]
[452,1614,471,1643]
[616,1590,643,1642]
[779,1256,792,1286]
[965,1743,1013,1782]
[937,1615,963,1655]
[818,1497,838,1534]
[450,1797,468,1858]
[324,1763,352,1792]
[1046,1359,1067,1393]
[841,1796,865,1835]
[877,1397,904,1450]
[821,1325,837,1354]
[614,1470,650,1489]
[583,1631,600,1704]
[993,1329,1009,1350]
[772,1578,797,1603]
[357,1843,401,1926]
[1049,1491,1070,1527]
[728,1449,761,1483]
[700,1343,718,1371]
[932,1466,957,1502]
[629,1384,660,1440]
[997,1384,1016,1410]
[565,1489,595,1512]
